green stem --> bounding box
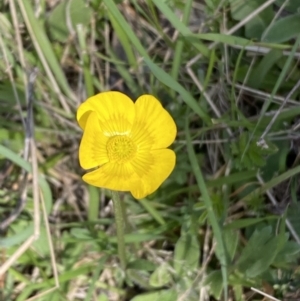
[111,190,126,269]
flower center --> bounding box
[106,135,137,163]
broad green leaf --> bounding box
[130,289,177,301]
[237,226,271,260]
[247,49,282,89]
[32,225,51,256]
[245,7,273,39]
[237,226,285,277]
[273,241,300,266]
[275,0,300,13]
[229,0,273,39]
[16,264,96,300]
[47,0,93,42]
[245,235,284,278]
[230,0,260,20]
[173,233,200,276]
[205,270,223,300]
[0,224,33,248]
[223,230,239,261]
[149,263,172,288]
[70,228,93,240]
[287,202,300,237]
[263,14,300,43]
[127,259,156,272]
[126,269,152,289]
[231,132,278,169]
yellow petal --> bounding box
[129,149,176,199]
[82,161,136,191]
[131,95,176,150]
[79,111,109,169]
[77,91,135,135]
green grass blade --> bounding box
[103,0,148,58]
[243,35,300,158]
[144,57,211,124]
[139,199,166,226]
[103,0,211,124]
[170,0,193,82]
[108,11,137,69]
[242,165,300,203]
[185,115,228,300]
[0,144,52,214]
[18,0,74,100]
[76,24,94,97]
[153,0,209,57]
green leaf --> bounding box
[224,217,276,230]
[230,0,260,20]
[130,289,177,301]
[139,198,166,226]
[126,269,151,289]
[237,226,272,266]
[229,0,273,39]
[205,270,223,300]
[0,224,33,248]
[223,230,239,261]
[275,0,300,13]
[32,225,51,256]
[0,144,52,214]
[232,132,278,169]
[263,14,300,43]
[287,202,300,237]
[246,236,284,278]
[173,233,200,276]
[0,81,26,106]
[19,0,75,100]
[152,0,209,57]
[144,57,211,124]
[247,49,283,89]
[245,6,273,39]
[189,33,251,47]
[47,0,93,42]
[237,226,284,278]
[149,263,172,288]
[185,116,228,299]
[127,259,156,272]
[273,241,300,266]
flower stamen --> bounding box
[107,135,137,163]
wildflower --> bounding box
[77,91,176,199]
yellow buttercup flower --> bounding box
[77,91,176,199]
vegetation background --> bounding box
[1,0,300,300]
